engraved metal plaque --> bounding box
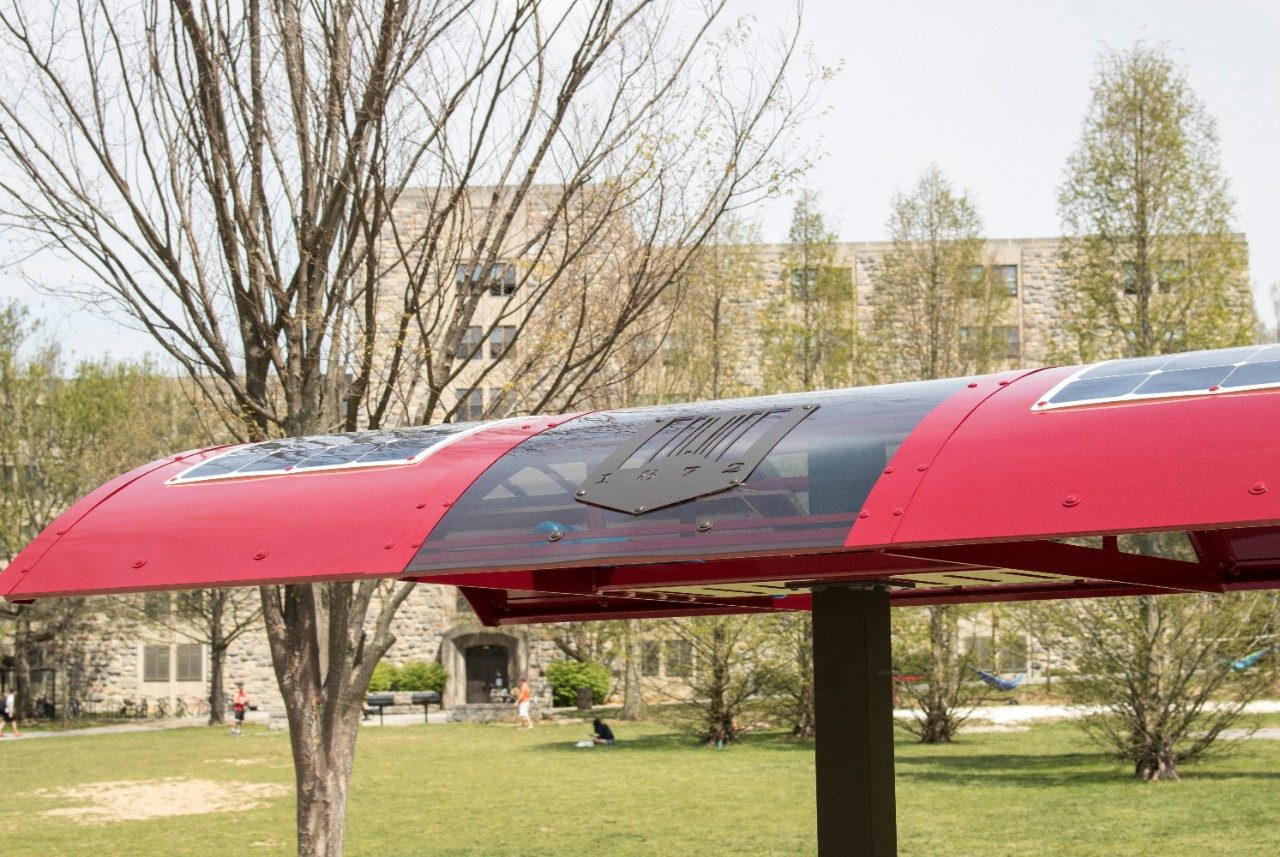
[575,405,816,514]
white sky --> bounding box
[3,0,1278,359]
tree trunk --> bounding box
[208,592,226,725]
[290,705,362,856]
[14,608,32,719]
[619,619,647,721]
[922,606,954,744]
[1135,744,1179,781]
[259,580,408,857]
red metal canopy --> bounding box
[6,345,1280,618]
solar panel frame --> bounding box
[1034,346,1280,411]
[166,420,495,484]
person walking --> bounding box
[231,681,248,736]
[514,676,533,729]
[0,689,20,738]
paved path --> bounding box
[7,700,1279,741]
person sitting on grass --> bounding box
[591,718,615,745]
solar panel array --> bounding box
[1034,345,1280,411]
[169,423,479,484]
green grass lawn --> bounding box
[3,716,1279,856]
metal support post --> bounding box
[811,584,897,857]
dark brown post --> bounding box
[811,584,897,856]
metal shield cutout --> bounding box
[575,405,817,514]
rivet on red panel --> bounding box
[415,502,427,509]
[253,551,267,561]
[1062,495,1081,508]
[998,380,1010,386]
[521,424,531,429]
[966,382,978,388]
[883,466,895,474]
[442,501,452,507]
[858,511,870,519]
[916,464,928,472]
[410,541,422,548]
[892,507,904,516]
[1249,483,1269,495]
[132,559,147,568]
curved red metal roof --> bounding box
[5,345,1280,623]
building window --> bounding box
[457,326,483,361]
[489,325,517,360]
[455,263,518,296]
[175,644,202,682]
[641,641,661,677]
[1158,259,1186,291]
[1122,262,1139,295]
[455,388,484,422]
[995,264,1018,296]
[143,592,171,621]
[999,325,1020,360]
[143,645,170,682]
[663,639,693,678]
[488,387,515,418]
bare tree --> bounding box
[0,3,816,852]
[1037,584,1278,781]
[661,614,777,745]
[892,602,980,744]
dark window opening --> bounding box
[664,639,693,677]
[143,645,170,682]
[490,325,517,360]
[175,644,202,682]
[458,326,483,361]
[455,388,484,422]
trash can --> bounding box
[575,687,593,710]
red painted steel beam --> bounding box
[888,539,1224,594]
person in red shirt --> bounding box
[231,681,248,736]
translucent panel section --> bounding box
[1037,346,1280,411]
[410,378,969,573]
[170,423,478,483]
[1117,532,1198,562]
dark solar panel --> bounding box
[1036,346,1280,411]
[170,423,480,483]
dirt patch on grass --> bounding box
[36,777,288,824]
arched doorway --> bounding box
[439,626,528,709]
[464,644,510,703]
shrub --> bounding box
[368,661,400,693]
[545,660,611,707]
[368,660,447,693]
[397,661,447,693]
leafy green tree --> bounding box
[0,301,212,721]
[1056,43,1255,361]
[760,191,856,392]
[868,165,1009,382]
[660,615,779,745]
[656,215,765,402]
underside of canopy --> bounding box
[5,345,1280,622]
